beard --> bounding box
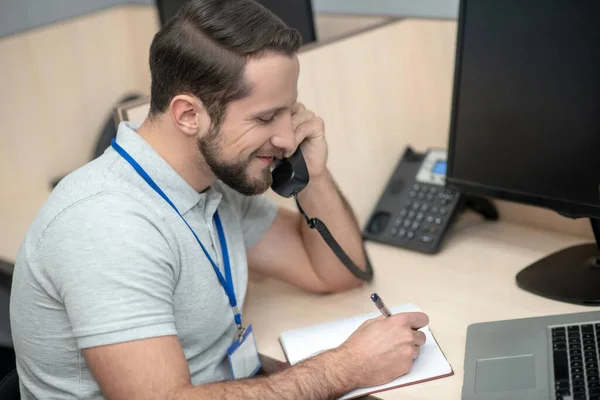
[197,128,274,196]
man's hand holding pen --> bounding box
[332,293,429,388]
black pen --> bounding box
[370,293,392,317]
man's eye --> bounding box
[257,115,276,124]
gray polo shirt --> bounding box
[10,121,279,399]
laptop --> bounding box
[462,310,600,400]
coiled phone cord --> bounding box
[293,193,374,282]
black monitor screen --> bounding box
[156,0,316,44]
[447,0,600,218]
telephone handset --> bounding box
[271,148,374,282]
[270,148,310,198]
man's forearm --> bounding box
[177,348,355,400]
[296,169,367,291]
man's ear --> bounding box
[169,94,210,137]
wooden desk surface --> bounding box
[243,213,593,399]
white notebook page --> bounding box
[279,303,452,399]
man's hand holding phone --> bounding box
[290,102,328,180]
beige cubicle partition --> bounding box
[0,5,159,261]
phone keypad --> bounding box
[389,183,457,244]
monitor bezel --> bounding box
[445,0,600,220]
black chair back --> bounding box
[0,347,19,400]
[0,263,19,399]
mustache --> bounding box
[254,150,286,159]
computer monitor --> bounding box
[155,0,317,44]
[446,0,600,305]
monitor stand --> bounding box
[516,218,600,306]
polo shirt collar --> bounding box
[114,121,219,215]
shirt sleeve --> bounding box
[31,193,178,349]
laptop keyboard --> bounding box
[552,323,600,400]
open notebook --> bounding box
[279,303,453,399]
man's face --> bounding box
[198,54,300,196]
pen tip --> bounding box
[370,293,378,301]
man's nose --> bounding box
[270,116,296,156]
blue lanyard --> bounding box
[111,138,242,330]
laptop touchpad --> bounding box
[475,354,536,393]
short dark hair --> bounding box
[148,0,302,128]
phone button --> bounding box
[422,225,438,235]
[398,229,407,238]
[407,231,415,240]
[420,235,433,243]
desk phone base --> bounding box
[363,147,497,254]
[363,147,461,254]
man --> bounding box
[10,0,429,398]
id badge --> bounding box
[227,324,262,379]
